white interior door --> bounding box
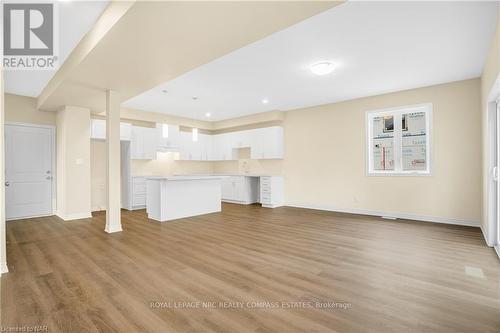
[5,124,53,220]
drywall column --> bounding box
[56,106,92,220]
[0,67,7,274]
[105,90,122,233]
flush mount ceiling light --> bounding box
[261,99,269,104]
[310,61,336,76]
[205,112,211,118]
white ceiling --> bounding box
[123,1,499,121]
[4,1,109,97]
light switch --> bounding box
[76,158,84,165]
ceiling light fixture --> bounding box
[161,89,168,94]
[262,99,269,104]
[192,96,199,100]
[205,112,211,118]
[310,61,336,76]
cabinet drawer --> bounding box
[133,183,146,194]
[260,194,271,204]
[132,177,145,182]
[260,176,271,183]
[260,187,270,194]
[133,194,146,206]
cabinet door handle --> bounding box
[5,181,9,187]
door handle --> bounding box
[5,181,9,187]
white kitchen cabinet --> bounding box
[221,176,259,204]
[199,134,212,161]
[120,123,132,141]
[250,126,284,159]
[211,133,237,161]
[173,126,284,161]
[178,131,214,161]
[259,176,284,208]
[131,126,158,160]
[156,123,180,151]
[91,119,106,139]
[90,119,132,141]
[178,130,197,160]
[130,176,147,209]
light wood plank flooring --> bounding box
[2,204,500,332]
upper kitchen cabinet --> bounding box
[231,130,252,149]
[176,126,284,161]
[90,119,132,141]
[250,126,284,159]
[156,123,180,151]
[211,132,237,161]
[179,129,213,161]
[131,126,158,160]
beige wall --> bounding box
[481,7,500,234]
[56,106,91,219]
[215,79,482,224]
[213,147,283,175]
[91,141,107,211]
[5,93,55,125]
[130,159,213,176]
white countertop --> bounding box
[145,175,228,181]
[174,173,281,177]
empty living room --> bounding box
[1,1,500,332]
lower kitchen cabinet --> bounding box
[259,176,284,208]
[129,176,147,210]
[221,175,284,208]
[221,176,259,204]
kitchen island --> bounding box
[145,176,227,222]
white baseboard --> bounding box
[480,225,494,247]
[105,224,122,233]
[222,199,256,205]
[495,245,500,260]
[56,211,92,221]
[1,261,9,274]
[286,203,480,227]
[6,213,54,221]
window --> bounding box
[366,104,431,175]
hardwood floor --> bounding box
[2,204,499,332]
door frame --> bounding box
[5,122,56,220]
[486,75,500,257]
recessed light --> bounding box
[262,99,269,104]
[205,112,211,118]
[310,61,336,76]
[192,96,199,100]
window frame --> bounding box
[366,103,433,176]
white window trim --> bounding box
[366,103,433,176]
